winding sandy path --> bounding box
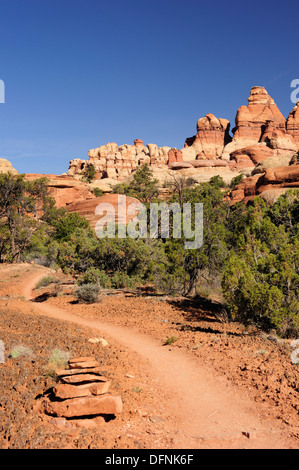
[22,268,296,449]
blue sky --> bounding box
[0,0,298,174]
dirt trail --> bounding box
[18,268,298,449]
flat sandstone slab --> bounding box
[54,381,111,399]
[61,373,109,384]
[68,356,96,363]
[69,360,100,369]
[55,366,103,376]
[44,395,123,417]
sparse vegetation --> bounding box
[164,336,178,345]
[45,348,71,376]
[35,275,53,289]
[9,344,33,359]
[75,283,100,303]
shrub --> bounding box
[9,344,33,359]
[76,267,111,288]
[164,336,178,345]
[75,283,100,303]
[111,272,136,289]
[93,187,104,197]
[82,163,96,183]
[230,174,244,189]
[35,275,53,289]
[45,348,71,376]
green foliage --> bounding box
[113,164,159,204]
[0,173,51,263]
[164,336,178,345]
[111,272,136,288]
[75,283,100,303]
[35,276,53,289]
[93,187,104,197]
[1,168,297,338]
[222,191,299,337]
[82,163,96,183]
[208,175,226,189]
[230,173,244,189]
[53,212,89,242]
[77,267,111,288]
[45,349,71,376]
[9,344,33,359]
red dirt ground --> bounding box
[0,263,298,449]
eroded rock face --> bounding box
[0,158,18,175]
[65,193,142,229]
[185,113,231,158]
[68,141,172,181]
[228,144,275,171]
[65,86,299,191]
[230,163,299,205]
[222,86,297,161]
[24,174,95,208]
[286,102,299,147]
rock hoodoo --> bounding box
[66,86,299,190]
[222,86,298,162]
[184,113,232,159]
[286,102,299,147]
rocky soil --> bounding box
[0,264,298,449]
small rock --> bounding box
[242,431,258,439]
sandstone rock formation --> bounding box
[222,87,298,162]
[63,86,298,201]
[230,162,299,205]
[42,356,123,419]
[228,144,274,171]
[65,193,142,229]
[24,174,95,208]
[286,102,299,146]
[0,158,18,175]
[68,142,171,181]
[184,113,231,158]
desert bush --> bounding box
[93,187,104,197]
[222,192,299,337]
[76,267,111,288]
[35,276,53,289]
[111,272,136,289]
[164,336,178,345]
[75,283,100,303]
[9,344,33,359]
[45,348,71,376]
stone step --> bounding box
[55,366,103,376]
[61,373,109,384]
[44,395,123,418]
[68,356,96,363]
[69,360,100,369]
[53,381,111,399]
